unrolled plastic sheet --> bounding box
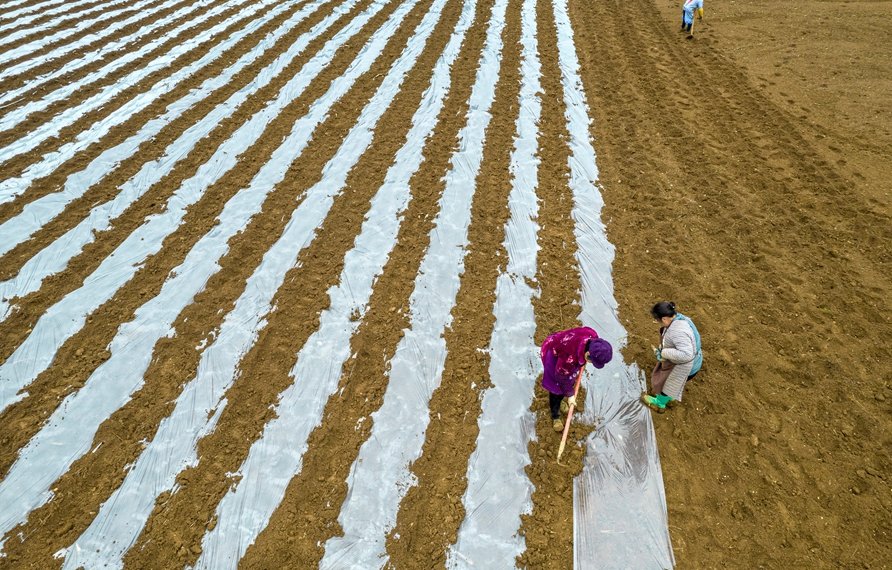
[0,0,102,39]
[0,0,269,168]
[0,0,212,120]
[321,0,500,564]
[551,0,675,564]
[0,0,129,50]
[0,0,152,67]
[0,0,186,107]
[0,0,335,313]
[446,0,540,563]
[1,0,72,22]
[0,0,367,415]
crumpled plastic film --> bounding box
[1,0,389,540]
[0,0,132,54]
[0,0,338,315]
[58,0,438,562]
[446,0,540,564]
[1,0,74,23]
[0,0,374,416]
[0,0,276,172]
[551,0,675,566]
[0,0,192,112]
[320,0,504,566]
[0,0,110,42]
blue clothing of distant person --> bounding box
[681,0,703,31]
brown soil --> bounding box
[0,0,889,567]
[573,0,892,567]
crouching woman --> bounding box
[642,301,702,412]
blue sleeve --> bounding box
[678,314,703,374]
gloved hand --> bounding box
[653,346,664,361]
[567,395,577,409]
[697,7,703,19]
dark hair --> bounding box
[651,301,676,320]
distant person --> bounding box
[540,327,613,432]
[681,0,704,33]
[642,302,702,412]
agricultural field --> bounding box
[0,0,890,567]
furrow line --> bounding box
[0,0,202,104]
[0,0,215,207]
[0,0,388,417]
[381,0,521,558]
[0,0,370,431]
[0,0,400,563]
[510,0,584,562]
[171,0,453,564]
[0,0,71,22]
[113,0,433,565]
[0,0,164,65]
[320,0,506,565]
[0,0,218,104]
[0,0,328,276]
[232,0,474,562]
[549,0,675,566]
[0,0,130,49]
[55,0,436,559]
[0,0,405,550]
[0,0,109,38]
[0,0,267,171]
[446,0,540,564]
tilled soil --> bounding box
[0,0,889,567]
[574,0,892,566]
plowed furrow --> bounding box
[186,0,464,560]
[0,0,352,369]
[234,0,488,566]
[58,0,436,563]
[0,0,247,215]
[0,0,390,479]
[382,0,520,564]
[551,0,675,565]
[317,0,505,567]
[513,0,578,567]
[569,0,892,566]
[0,0,167,68]
[445,0,540,565]
[0,0,279,168]
[0,0,111,40]
[0,0,74,24]
[0,0,338,305]
[0,0,239,131]
[0,0,419,564]
[0,0,209,111]
[108,0,459,567]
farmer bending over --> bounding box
[540,327,613,432]
[681,0,703,32]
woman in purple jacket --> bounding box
[540,327,613,432]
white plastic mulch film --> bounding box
[446,0,539,565]
[552,0,676,566]
[0,0,675,565]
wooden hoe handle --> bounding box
[556,365,585,464]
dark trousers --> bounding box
[549,392,565,419]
